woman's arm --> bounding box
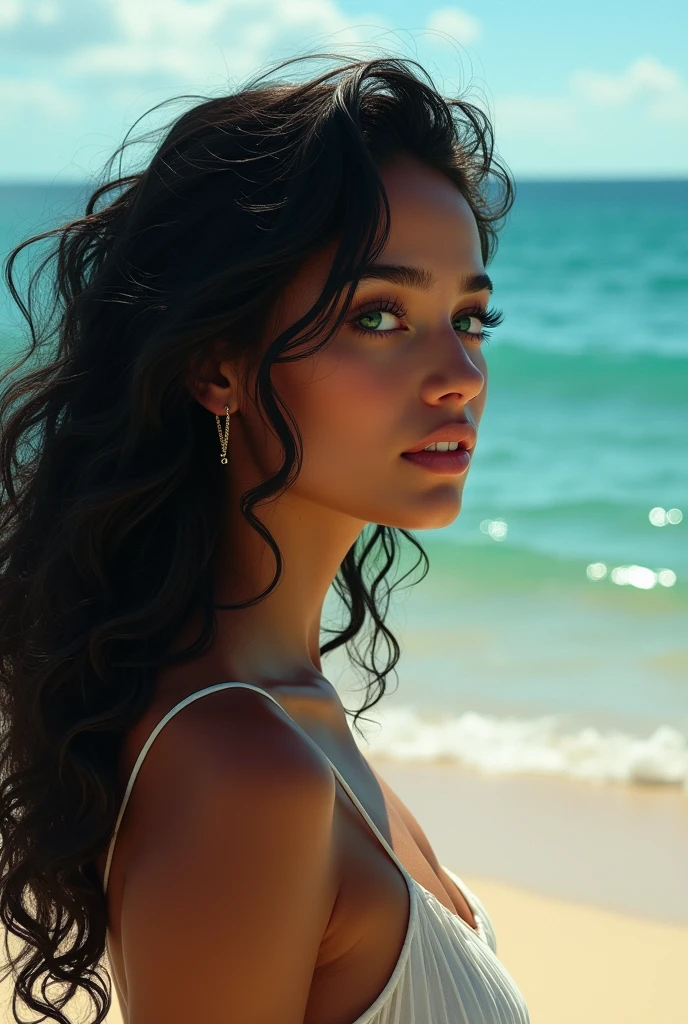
[118,706,339,1023]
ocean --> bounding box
[1,179,687,791]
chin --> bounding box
[383,495,463,532]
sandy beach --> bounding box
[1,762,686,1024]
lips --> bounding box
[402,420,477,454]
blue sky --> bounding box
[1,0,686,181]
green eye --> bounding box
[359,312,384,329]
[454,315,480,334]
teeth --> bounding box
[423,441,461,452]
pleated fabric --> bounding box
[103,682,531,1023]
[349,864,530,1024]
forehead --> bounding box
[278,155,484,319]
[376,153,482,267]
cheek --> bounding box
[274,348,398,452]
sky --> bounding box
[1,0,687,182]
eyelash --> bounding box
[348,295,505,344]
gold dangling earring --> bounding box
[215,405,230,465]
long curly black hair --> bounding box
[0,52,513,1023]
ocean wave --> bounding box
[474,497,658,524]
[648,273,688,294]
[488,344,688,398]
[421,534,688,592]
[353,706,688,791]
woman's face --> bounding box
[235,152,492,532]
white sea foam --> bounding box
[352,706,688,791]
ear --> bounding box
[186,353,242,418]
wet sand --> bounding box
[371,759,688,924]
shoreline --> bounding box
[369,757,688,925]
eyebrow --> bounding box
[351,263,494,296]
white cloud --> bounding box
[494,54,688,149]
[571,56,688,124]
[1,0,384,76]
[0,75,81,121]
[0,0,20,29]
[425,7,481,45]
[63,42,212,79]
[34,1,61,24]
[571,56,680,105]
[493,94,579,140]
[0,0,398,179]
[110,0,228,45]
[57,0,379,82]
[0,0,62,28]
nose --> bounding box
[419,327,486,405]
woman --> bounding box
[0,54,527,1023]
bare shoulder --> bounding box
[114,686,339,1024]
[115,683,338,830]
[171,683,339,790]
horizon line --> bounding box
[0,175,686,188]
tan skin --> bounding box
[95,152,492,1023]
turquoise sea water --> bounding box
[1,180,687,787]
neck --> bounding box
[163,479,366,728]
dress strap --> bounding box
[102,681,410,893]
